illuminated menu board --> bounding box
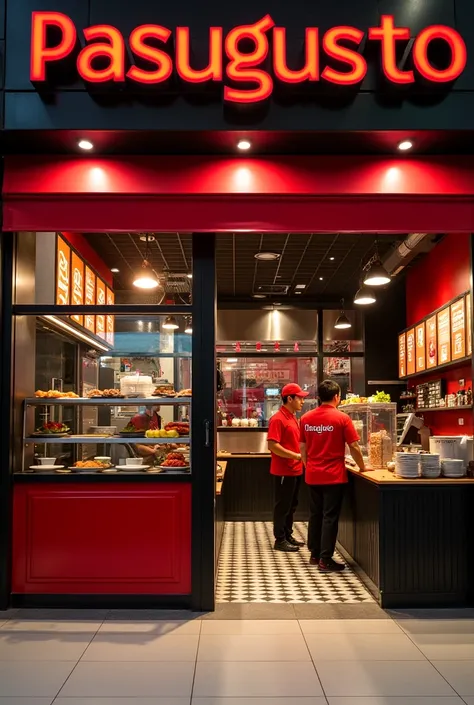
[96,278,106,339]
[70,251,84,325]
[84,266,96,333]
[106,288,115,345]
[56,236,70,305]
[406,328,415,376]
[437,307,451,365]
[467,294,472,357]
[426,314,437,369]
[415,323,426,373]
[451,298,466,361]
[398,333,406,378]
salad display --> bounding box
[34,421,70,435]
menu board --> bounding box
[398,333,406,378]
[426,314,438,369]
[56,236,70,305]
[96,278,106,339]
[451,298,466,361]
[415,323,426,373]
[406,328,415,376]
[84,266,96,333]
[467,293,472,357]
[106,288,115,345]
[70,251,84,325]
[437,307,451,365]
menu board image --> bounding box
[451,298,466,361]
[106,288,115,345]
[96,278,106,339]
[426,314,437,369]
[437,307,451,365]
[56,236,70,305]
[84,266,96,333]
[398,333,406,378]
[406,328,415,376]
[415,323,426,373]
[467,293,472,357]
[70,251,84,326]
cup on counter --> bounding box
[39,457,56,465]
[94,456,112,464]
[126,457,143,466]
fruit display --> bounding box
[35,390,79,398]
[34,421,70,435]
[86,388,124,398]
[145,428,180,438]
[164,422,189,437]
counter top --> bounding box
[217,453,270,459]
[13,471,192,483]
[347,465,474,485]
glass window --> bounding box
[323,309,364,353]
[322,357,365,399]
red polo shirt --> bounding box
[268,406,303,477]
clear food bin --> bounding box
[342,403,397,469]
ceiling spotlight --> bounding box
[319,277,324,281]
[253,293,266,299]
[163,316,179,330]
[397,139,413,151]
[254,251,280,261]
[237,139,251,151]
[354,285,376,305]
[329,257,335,261]
[111,268,120,273]
[363,259,391,287]
[334,299,352,330]
[78,139,93,151]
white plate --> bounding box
[29,465,64,471]
[121,464,150,471]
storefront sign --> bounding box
[96,278,106,339]
[30,13,467,103]
[56,236,70,306]
[106,288,115,345]
[70,250,84,325]
[437,307,451,365]
[415,323,426,373]
[406,328,415,376]
[426,315,438,370]
[467,293,472,357]
[450,298,466,361]
[398,333,406,378]
[84,265,96,333]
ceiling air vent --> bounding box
[254,284,290,296]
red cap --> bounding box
[281,383,309,398]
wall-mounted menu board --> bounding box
[398,333,406,378]
[406,328,416,376]
[96,278,106,339]
[467,293,472,357]
[56,236,70,305]
[70,250,84,326]
[84,266,96,334]
[426,314,437,370]
[437,307,451,365]
[415,323,426,373]
[106,288,115,345]
[451,298,466,361]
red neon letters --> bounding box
[30,12,467,103]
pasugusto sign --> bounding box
[31,12,467,104]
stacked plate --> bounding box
[395,452,420,479]
[419,453,441,478]
[441,458,466,478]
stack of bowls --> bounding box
[395,452,420,479]
[419,453,441,478]
[441,458,466,478]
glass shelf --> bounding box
[25,397,191,406]
[24,436,190,445]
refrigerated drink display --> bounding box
[342,403,397,468]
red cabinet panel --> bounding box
[12,483,191,594]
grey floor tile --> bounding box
[397,619,474,636]
[200,619,301,635]
[12,609,108,622]
[432,661,474,696]
[327,698,464,705]
[406,631,474,660]
[193,661,323,697]
[2,619,103,632]
[462,699,474,704]
[305,633,425,661]
[0,660,75,697]
[0,699,53,705]
[390,609,474,621]
[55,699,190,705]
[97,619,201,635]
[0,630,94,661]
[201,604,297,620]
[106,609,201,621]
[197,633,311,661]
[316,661,456,697]
[58,661,195,698]
[300,619,402,635]
[192,699,327,705]
[294,604,387,620]
[82,633,199,661]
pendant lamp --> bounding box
[334,300,352,330]
[354,284,376,305]
[133,235,160,289]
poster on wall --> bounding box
[70,251,84,325]
[406,329,415,376]
[415,323,426,372]
[398,333,406,378]
[426,314,437,369]
[56,236,70,305]
[467,293,472,357]
[451,298,466,361]
[437,307,451,365]
[84,266,96,333]
[106,288,115,345]
[96,279,106,339]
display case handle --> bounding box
[204,419,210,447]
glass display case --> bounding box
[342,403,397,468]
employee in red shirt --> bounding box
[300,380,367,572]
[268,383,309,553]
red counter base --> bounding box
[12,483,191,595]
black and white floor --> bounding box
[216,521,374,604]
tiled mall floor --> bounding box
[1,609,474,703]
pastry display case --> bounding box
[342,403,397,469]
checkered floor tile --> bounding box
[216,521,375,604]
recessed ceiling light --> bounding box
[295,291,302,295]
[319,277,324,281]
[253,293,266,299]
[78,139,93,151]
[295,284,306,289]
[254,251,280,261]
[111,268,119,273]
[237,139,251,151]
[329,257,335,261]
[397,139,413,151]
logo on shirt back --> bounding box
[305,424,334,433]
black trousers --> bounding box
[308,483,345,560]
[273,475,302,541]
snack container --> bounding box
[342,403,397,469]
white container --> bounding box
[39,457,56,465]
[120,374,154,398]
[126,457,143,466]
[94,456,112,463]
[89,426,117,435]
[429,436,473,470]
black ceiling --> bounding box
[83,232,404,303]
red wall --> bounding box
[61,232,113,287]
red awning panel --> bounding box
[3,155,474,232]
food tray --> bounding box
[119,431,146,438]
[31,432,71,438]
[159,465,190,473]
